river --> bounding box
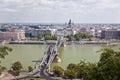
[1,44,102,70]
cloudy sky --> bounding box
[0,0,120,23]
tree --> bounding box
[28,66,33,72]
[52,35,57,40]
[77,61,90,79]
[38,32,44,40]
[97,46,120,80]
[45,35,57,40]
[74,32,91,40]
[11,61,23,71]
[11,70,20,76]
[0,66,6,75]
[65,63,79,79]
[64,69,75,79]
[53,66,64,77]
[11,61,23,76]
[64,46,120,80]
[67,63,78,70]
[0,46,12,59]
[0,46,12,75]
[67,35,74,41]
[88,38,92,41]
[44,35,52,40]
[75,35,80,41]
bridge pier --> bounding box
[61,42,66,47]
[60,39,66,47]
[53,54,61,63]
[56,56,61,63]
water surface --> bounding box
[1,44,101,70]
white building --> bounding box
[56,28,77,36]
[95,29,102,38]
[89,28,95,37]
[56,29,64,36]
[65,28,76,36]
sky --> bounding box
[0,0,120,23]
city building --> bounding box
[64,28,76,36]
[56,29,64,36]
[101,29,120,39]
[56,19,77,36]
[0,30,25,40]
[95,29,102,38]
[31,29,56,37]
[89,27,95,37]
[80,27,88,32]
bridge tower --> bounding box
[57,36,66,47]
[61,38,66,47]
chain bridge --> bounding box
[12,36,65,80]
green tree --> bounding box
[0,46,12,75]
[53,66,64,77]
[52,35,57,40]
[82,32,90,38]
[11,70,20,76]
[28,66,33,72]
[0,66,6,75]
[64,69,75,79]
[64,46,120,80]
[45,35,57,40]
[0,46,12,59]
[38,32,44,40]
[75,34,80,41]
[11,61,23,76]
[44,35,52,40]
[67,35,74,41]
[65,63,79,79]
[67,63,78,70]
[97,46,120,80]
[74,32,91,40]
[77,61,90,79]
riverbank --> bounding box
[1,40,57,45]
[6,40,120,45]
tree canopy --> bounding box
[53,66,64,77]
[67,32,91,41]
[11,61,23,76]
[0,46,12,59]
[38,32,57,40]
[0,46,12,75]
[64,46,120,80]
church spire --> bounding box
[68,19,72,28]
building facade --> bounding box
[31,29,56,37]
[0,30,25,40]
[56,20,77,36]
[101,30,120,39]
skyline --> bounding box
[0,0,120,23]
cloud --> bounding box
[0,0,120,23]
[0,8,17,12]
